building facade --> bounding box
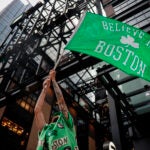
[0,0,150,150]
[0,0,32,45]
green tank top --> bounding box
[37,112,79,150]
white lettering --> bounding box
[109,23,114,31]
[133,29,139,36]
[121,25,125,31]
[102,21,108,30]
[94,40,147,77]
[113,46,123,61]
[139,32,145,39]
[146,40,150,47]
[101,21,144,39]
[130,55,139,71]
[115,23,120,31]
[123,49,134,66]
[104,44,115,57]
[95,41,105,53]
[126,27,131,34]
[137,61,146,77]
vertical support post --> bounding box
[95,0,102,14]
[107,94,123,150]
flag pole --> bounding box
[53,49,65,71]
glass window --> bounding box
[135,104,150,115]
[118,78,150,94]
[110,69,129,81]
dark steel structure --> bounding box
[0,0,150,149]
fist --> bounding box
[49,69,56,79]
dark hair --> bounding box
[52,117,59,123]
[50,112,61,123]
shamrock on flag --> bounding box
[120,35,139,48]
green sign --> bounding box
[65,12,150,82]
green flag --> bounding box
[65,12,150,82]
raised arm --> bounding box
[34,77,52,131]
[50,69,69,119]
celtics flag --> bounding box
[65,12,150,82]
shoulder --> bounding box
[62,112,74,128]
[38,124,50,135]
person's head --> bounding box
[51,115,59,123]
[50,112,60,123]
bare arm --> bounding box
[34,77,52,131]
[50,70,69,119]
